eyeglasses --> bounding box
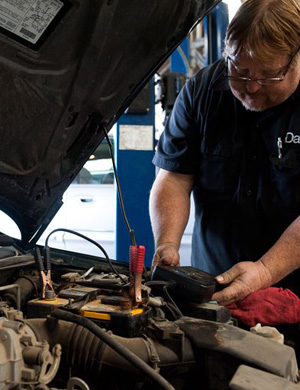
[226,47,300,85]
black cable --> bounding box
[51,309,175,390]
[163,303,178,320]
[44,228,127,284]
[104,128,151,281]
[103,128,136,246]
[163,285,183,318]
[145,281,183,318]
[166,303,183,320]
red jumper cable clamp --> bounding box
[129,244,145,305]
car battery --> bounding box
[79,296,151,337]
[27,297,70,318]
[58,285,99,301]
[27,285,100,318]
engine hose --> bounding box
[50,309,175,390]
[3,275,37,309]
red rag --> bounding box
[226,287,300,327]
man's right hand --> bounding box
[151,242,180,270]
[149,169,194,272]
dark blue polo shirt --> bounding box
[153,59,300,275]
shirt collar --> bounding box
[211,59,230,91]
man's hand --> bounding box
[151,242,180,270]
[149,169,194,273]
[211,260,273,305]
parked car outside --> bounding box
[39,136,117,259]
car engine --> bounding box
[0,240,298,390]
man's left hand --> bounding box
[211,260,272,305]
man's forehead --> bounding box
[230,50,290,69]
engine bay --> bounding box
[0,238,298,390]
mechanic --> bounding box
[149,0,300,306]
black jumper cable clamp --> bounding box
[34,247,56,300]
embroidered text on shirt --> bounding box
[285,132,300,144]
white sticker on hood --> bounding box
[0,0,63,44]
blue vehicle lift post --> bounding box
[115,81,156,267]
[114,3,228,267]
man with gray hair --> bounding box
[150,0,300,306]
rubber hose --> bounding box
[51,309,175,390]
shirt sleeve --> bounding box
[152,76,200,174]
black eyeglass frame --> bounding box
[226,47,300,85]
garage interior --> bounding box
[0,1,298,389]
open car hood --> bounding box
[0,0,220,248]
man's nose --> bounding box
[246,79,262,93]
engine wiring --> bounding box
[44,228,127,284]
[145,280,183,319]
